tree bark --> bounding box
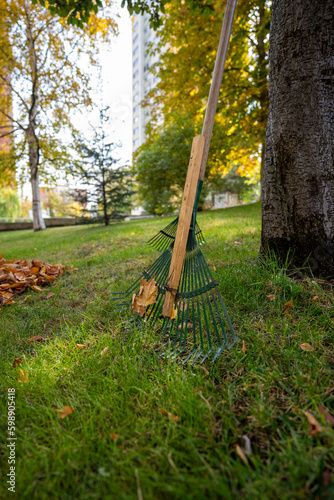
[261,0,334,276]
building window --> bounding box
[133,93,139,101]
[133,81,139,90]
[133,58,139,67]
[133,116,139,123]
[144,64,150,72]
[133,105,139,112]
[134,22,138,30]
[133,70,139,79]
[133,34,138,44]
[133,46,139,56]
[134,127,139,135]
[133,138,139,146]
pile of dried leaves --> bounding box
[0,255,64,306]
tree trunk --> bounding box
[28,128,45,231]
[261,0,334,276]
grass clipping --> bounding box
[0,255,65,306]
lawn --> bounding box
[1,202,333,499]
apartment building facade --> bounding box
[132,12,159,153]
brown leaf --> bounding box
[159,408,179,421]
[101,346,109,357]
[75,344,86,349]
[312,295,318,301]
[28,336,45,342]
[213,265,217,272]
[132,294,145,317]
[266,294,276,301]
[55,406,74,419]
[13,357,23,367]
[18,369,28,383]
[242,340,247,355]
[178,322,193,331]
[110,433,120,442]
[30,285,42,292]
[300,343,315,351]
[46,292,54,299]
[30,266,40,275]
[302,410,322,435]
[284,301,293,308]
[318,406,334,426]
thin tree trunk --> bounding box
[25,0,45,231]
[261,0,334,276]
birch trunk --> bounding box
[28,128,45,231]
[261,0,334,276]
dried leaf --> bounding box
[28,336,45,342]
[242,340,247,355]
[159,408,179,421]
[267,294,276,301]
[18,369,28,383]
[213,265,216,272]
[132,294,145,317]
[13,357,23,367]
[284,301,293,308]
[318,406,334,426]
[110,433,120,442]
[234,444,249,465]
[302,410,322,435]
[137,278,158,307]
[101,346,109,357]
[170,305,178,320]
[55,406,74,418]
[30,285,42,292]
[46,292,54,299]
[75,344,86,349]
[300,343,315,351]
[178,322,193,331]
[312,295,318,301]
[30,266,40,275]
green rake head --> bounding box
[147,216,205,252]
[111,228,237,364]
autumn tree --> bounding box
[133,0,270,205]
[0,0,117,230]
[261,0,334,276]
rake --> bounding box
[112,0,238,363]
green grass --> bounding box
[1,202,333,499]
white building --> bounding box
[132,12,160,153]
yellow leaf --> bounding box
[101,346,109,357]
[132,294,145,317]
[55,406,74,419]
[284,301,293,308]
[170,305,178,320]
[234,444,249,465]
[302,410,322,435]
[137,278,158,307]
[300,343,315,351]
[30,266,40,275]
[18,369,28,383]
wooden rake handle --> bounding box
[162,135,205,317]
[163,0,237,318]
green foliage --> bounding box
[32,0,214,29]
[0,187,21,218]
[133,118,200,214]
